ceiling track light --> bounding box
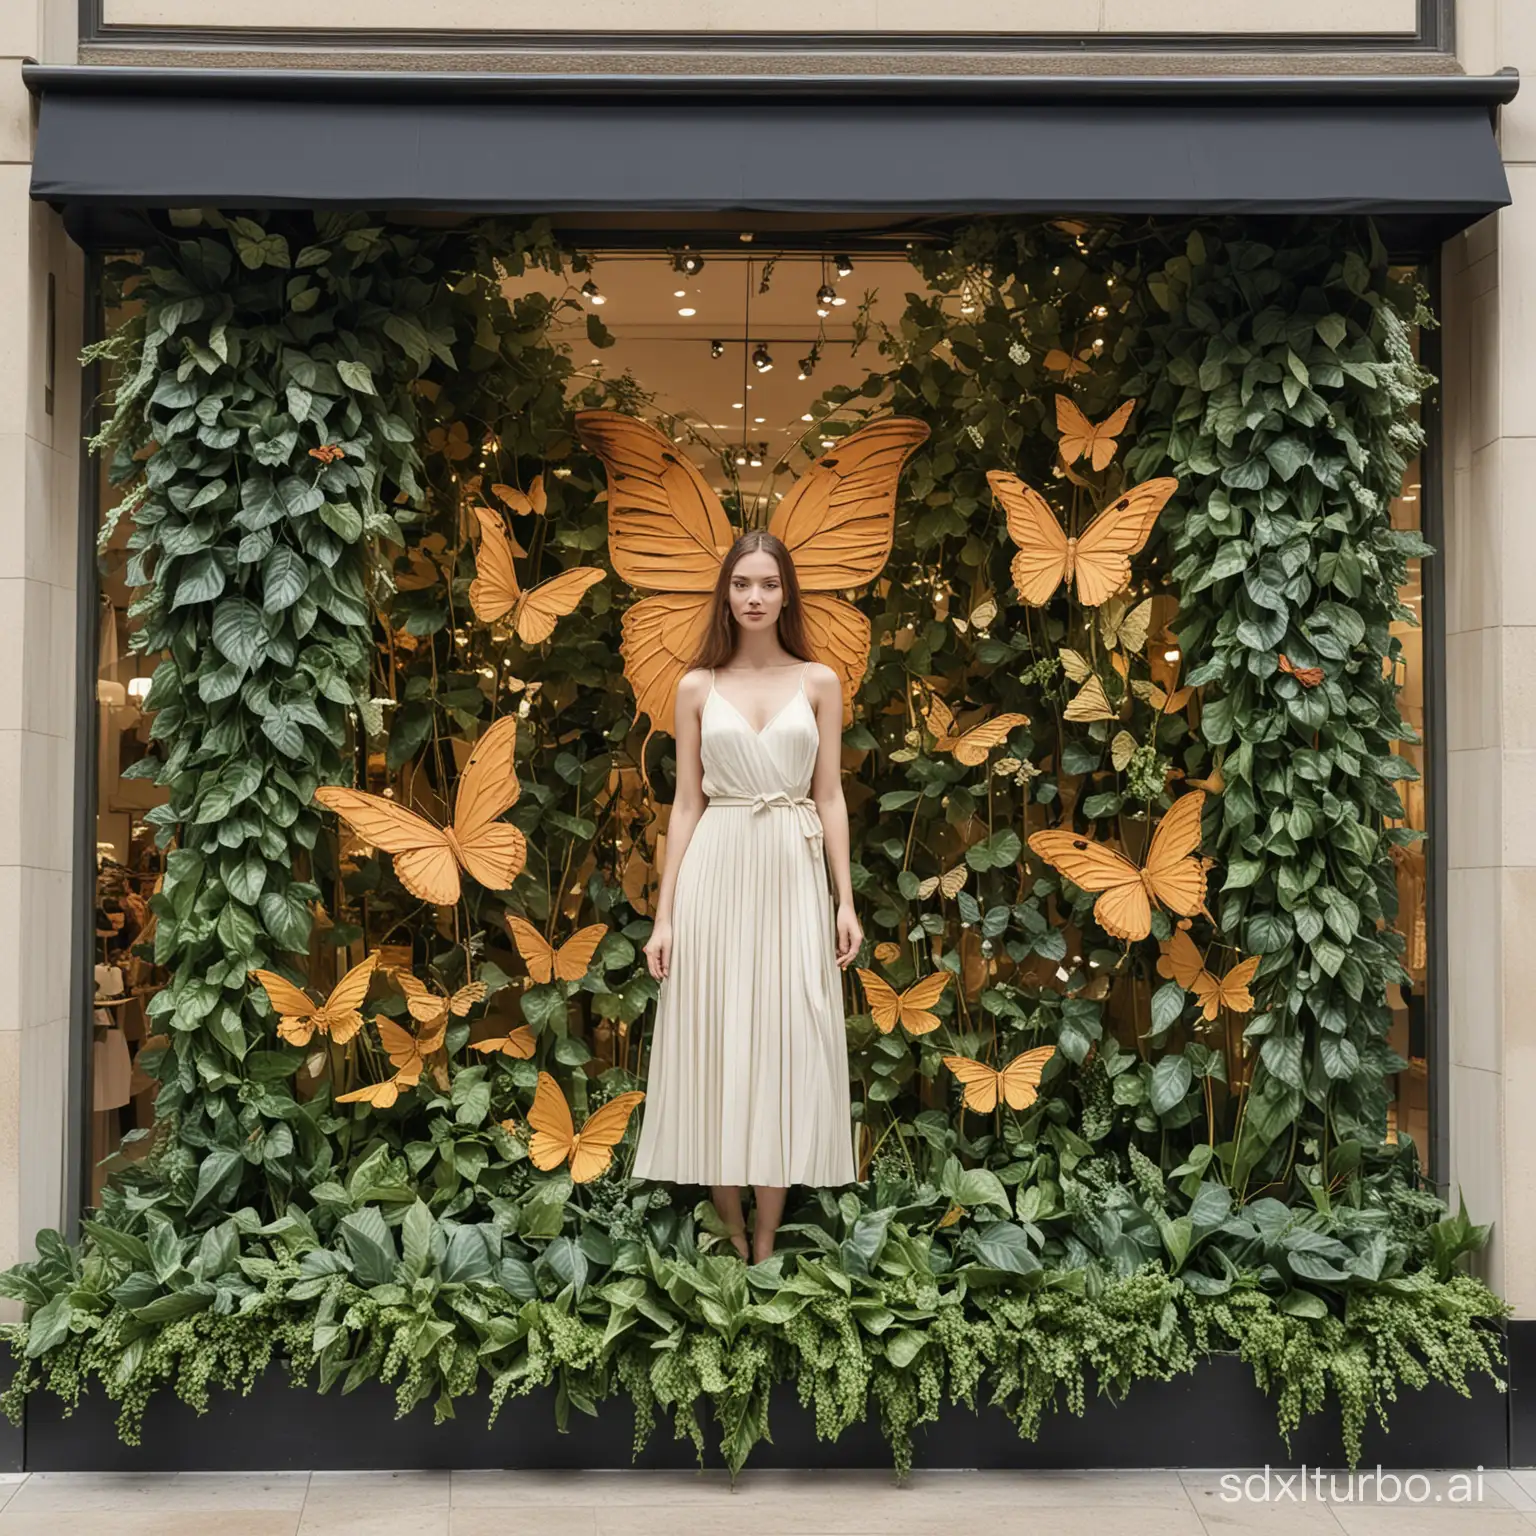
[675,251,705,275]
[834,254,854,277]
[580,279,605,305]
[816,282,837,310]
[752,343,774,373]
[710,339,725,359]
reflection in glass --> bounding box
[91,307,168,1206]
[1386,453,1429,1169]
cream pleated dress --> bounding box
[632,662,858,1188]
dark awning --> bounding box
[24,66,1520,252]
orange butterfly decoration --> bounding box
[308,443,346,464]
[394,532,451,594]
[519,1071,646,1183]
[1157,927,1261,1021]
[391,968,486,1031]
[924,694,1030,767]
[468,1020,537,1060]
[1043,348,1091,379]
[469,505,604,645]
[577,409,929,762]
[855,969,952,1036]
[314,714,526,907]
[1027,791,1208,943]
[1278,654,1325,688]
[917,866,967,901]
[1064,674,1119,724]
[988,472,1178,608]
[492,476,548,517]
[506,915,609,985]
[248,953,377,1047]
[1055,397,1134,472]
[335,1013,447,1108]
[1184,761,1226,795]
[943,1045,1058,1113]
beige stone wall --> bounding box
[97,0,1419,34]
[1441,0,1535,1313]
[0,2,81,1279]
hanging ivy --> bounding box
[1123,225,1431,1192]
[90,211,454,1215]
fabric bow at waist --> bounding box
[708,792,824,862]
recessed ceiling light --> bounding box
[754,417,766,424]
[732,402,744,409]
[678,307,697,317]
[801,413,813,422]
[674,289,686,298]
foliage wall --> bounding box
[0,211,1504,1474]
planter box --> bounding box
[10,1340,1515,1473]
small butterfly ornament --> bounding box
[248,953,378,1047]
[314,715,526,907]
[989,472,1178,609]
[469,500,605,646]
[855,969,952,1036]
[1156,927,1260,1021]
[335,1013,448,1108]
[1028,792,1208,943]
[942,1046,1058,1113]
[516,1072,645,1183]
[924,695,1031,767]
[506,915,610,985]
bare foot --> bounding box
[710,1185,750,1263]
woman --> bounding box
[632,530,861,1262]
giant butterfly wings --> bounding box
[576,410,929,757]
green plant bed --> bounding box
[0,1201,1508,1475]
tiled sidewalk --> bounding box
[0,1468,1531,1535]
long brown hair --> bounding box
[686,530,817,671]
